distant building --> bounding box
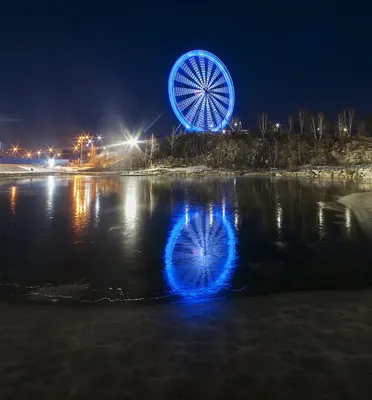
[0,142,6,157]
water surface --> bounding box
[0,175,371,303]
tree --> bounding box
[231,115,241,131]
[317,112,325,141]
[337,111,347,137]
[145,134,159,166]
[288,115,293,134]
[298,109,305,135]
[258,112,268,138]
[347,108,355,138]
[167,127,178,156]
[309,115,317,141]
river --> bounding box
[0,175,371,303]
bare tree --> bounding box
[258,112,268,138]
[347,108,355,138]
[268,139,278,168]
[231,115,241,131]
[167,127,177,156]
[337,112,347,137]
[298,109,305,135]
[288,115,293,134]
[317,112,325,141]
[309,115,317,141]
[145,134,159,166]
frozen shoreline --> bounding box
[1,289,372,399]
[2,163,372,180]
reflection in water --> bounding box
[46,176,55,217]
[345,207,352,236]
[234,209,239,230]
[276,196,283,236]
[95,193,100,226]
[165,206,236,301]
[123,180,138,229]
[317,201,325,239]
[72,177,97,234]
[3,175,371,304]
[9,186,16,215]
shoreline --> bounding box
[1,289,372,398]
[1,164,372,181]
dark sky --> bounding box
[0,4,371,147]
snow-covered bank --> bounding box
[1,290,372,399]
[120,164,372,180]
[338,191,372,241]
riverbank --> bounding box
[1,289,372,399]
[2,163,372,181]
[121,164,372,181]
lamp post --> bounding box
[79,134,90,166]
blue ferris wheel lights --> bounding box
[164,207,236,301]
[168,50,235,132]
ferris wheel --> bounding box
[168,50,235,132]
[164,209,236,299]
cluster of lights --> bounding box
[10,145,62,159]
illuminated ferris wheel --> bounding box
[168,50,235,132]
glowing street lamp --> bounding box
[97,135,102,141]
[11,145,19,157]
[26,151,31,158]
[127,137,138,147]
[37,150,41,158]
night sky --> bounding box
[0,4,371,147]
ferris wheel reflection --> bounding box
[164,204,236,301]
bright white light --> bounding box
[37,150,41,156]
[48,158,55,168]
[222,129,226,134]
[343,128,347,132]
[234,123,238,126]
[97,135,102,141]
[275,123,280,128]
[88,139,92,144]
[128,137,137,147]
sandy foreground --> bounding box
[1,291,372,400]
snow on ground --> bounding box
[338,191,372,241]
[1,290,372,399]
[0,164,57,174]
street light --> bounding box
[77,133,90,166]
[128,137,137,147]
[11,146,19,157]
[37,150,41,158]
